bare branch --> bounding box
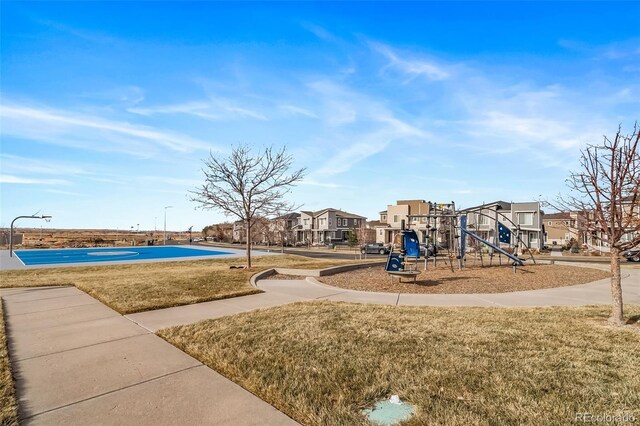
[554,122,640,324]
[190,144,306,267]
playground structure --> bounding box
[384,202,536,281]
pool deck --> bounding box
[0,246,279,270]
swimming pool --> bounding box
[14,246,234,266]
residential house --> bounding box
[463,201,545,249]
[374,200,453,246]
[232,217,271,244]
[543,212,590,247]
[267,213,300,245]
[205,223,233,242]
[296,208,366,245]
[362,220,384,244]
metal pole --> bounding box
[10,215,52,257]
[163,206,173,245]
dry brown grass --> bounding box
[159,302,640,426]
[319,263,610,294]
[0,255,372,314]
[0,299,19,426]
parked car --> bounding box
[361,243,390,255]
[623,248,640,262]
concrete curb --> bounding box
[249,262,384,288]
[249,269,277,288]
[261,261,623,298]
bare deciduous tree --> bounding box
[554,124,640,325]
[191,145,306,268]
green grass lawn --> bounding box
[0,299,19,426]
[0,255,372,314]
[159,302,640,425]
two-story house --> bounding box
[375,200,435,244]
[463,201,545,249]
[267,213,300,245]
[296,208,366,245]
[543,211,589,246]
[232,217,271,244]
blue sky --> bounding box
[1,2,639,231]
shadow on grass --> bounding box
[626,314,640,325]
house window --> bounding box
[478,215,489,225]
[381,215,387,221]
[329,219,332,226]
[379,230,383,235]
[354,219,358,226]
[303,219,309,225]
[517,212,534,226]
[548,221,552,225]
[393,215,399,223]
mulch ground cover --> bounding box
[317,263,610,294]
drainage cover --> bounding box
[362,398,415,425]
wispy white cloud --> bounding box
[300,22,338,42]
[1,102,216,156]
[299,179,347,189]
[279,104,318,118]
[80,85,145,107]
[558,37,640,60]
[0,154,90,176]
[370,42,449,81]
[315,116,430,176]
[138,176,202,187]
[128,98,267,121]
[306,77,431,176]
[45,189,84,196]
[34,18,117,44]
[0,174,70,185]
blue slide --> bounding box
[404,229,421,258]
[459,215,524,266]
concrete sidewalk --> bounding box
[125,264,639,331]
[1,286,298,425]
[127,291,305,332]
[255,264,640,308]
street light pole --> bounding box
[164,206,173,245]
[10,214,52,257]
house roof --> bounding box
[302,207,366,219]
[275,213,300,220]
[366,220,386,228]
[334,209,366,219]
[543,212,572,220]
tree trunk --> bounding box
[245,223,252,268]
[609,246,624,325]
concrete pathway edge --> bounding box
[0,286,299,425]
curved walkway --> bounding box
[256,263,640,308]
[127,263,640,331]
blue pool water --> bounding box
[14,246,233,266]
